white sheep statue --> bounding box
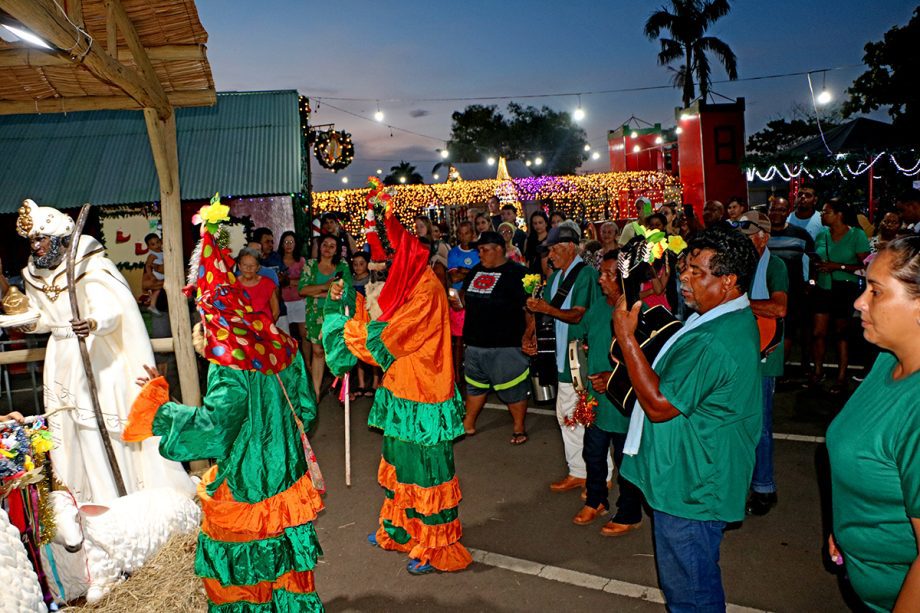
[40,487,200,605]
[0,506,48,612]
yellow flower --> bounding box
[667,235,688,254]
[650,240,667,261]
[202,201,230,225]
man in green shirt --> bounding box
[573,251,643,535]
[526,223,610,494]
[615,226,761,612]
[735,211,789,516]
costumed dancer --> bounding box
[322,178,472,575]
[13,199,193,503]
[124,197,325,611]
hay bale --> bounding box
[63,531,206,612]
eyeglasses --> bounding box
[728,219,770,233]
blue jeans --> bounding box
[653,510,727,612]
[582,426,643,524]
[751,377,776,494]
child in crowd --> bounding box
[142,233,165,313]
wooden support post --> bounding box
[143,108,200,407]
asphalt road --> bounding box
[306,377,860,613]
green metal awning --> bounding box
[0,90,302,214]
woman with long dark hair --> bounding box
[299,234,352,399]
[524,210,550,274]
[278,230,308,356]
[810,198,870,394]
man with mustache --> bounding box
[614,226,761,611]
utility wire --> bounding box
[312,65,862,103]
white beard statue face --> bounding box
[32,235,69,270]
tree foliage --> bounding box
[644,0,738,108]
[446,103,588,176]
[843,7,920,140]
[383,161,424,186]
[747,103,843,156]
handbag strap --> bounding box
[275,373,325,493]
[550,261,587,309]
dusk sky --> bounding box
[196,1,918,191]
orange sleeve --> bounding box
[124,376,169,442]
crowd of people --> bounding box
[112,185,920,611]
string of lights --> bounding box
[312,171,681,241]
[746,152,920,182]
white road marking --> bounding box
[468,547,769,612]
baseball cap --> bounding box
[541,224,580,247]
[472,231,505,248]
[732,211,771,235]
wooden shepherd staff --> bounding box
[65,204,127,497]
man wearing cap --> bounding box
[451,231,533,444]
[734,211,789,516]
[13,199,193,503]
[526,222,612,493]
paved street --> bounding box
[306,378,858,613]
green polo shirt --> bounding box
[827,352,920,612]
[583,299,630,434]
[620,307,762,522]
[761,255,789,378]
[543,263,600,384]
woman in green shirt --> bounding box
[827,235,920,612]
[299,235,352,399]
[811,198,870,394]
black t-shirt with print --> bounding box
[461,260,528,348]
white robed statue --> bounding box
[13,199,193,502]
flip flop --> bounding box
[406,559,437,575]
[510,432,528,445]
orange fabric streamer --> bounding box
[202,569,315,605]
[123,376,170,442]
[344,319,378,366]
[377,459,462,514]
[378,271,455,403]
[198,466,324,542]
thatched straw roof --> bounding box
[0,0,214,115]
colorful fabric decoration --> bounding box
[364,177,392,270]
[564,390,598,429]
[189,193,298,375]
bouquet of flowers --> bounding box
[522,273,543,297]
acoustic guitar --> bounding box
[604,236,683,416]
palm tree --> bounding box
[644,0,738,108]
[383,161,424,186]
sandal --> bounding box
[406,559,437,575]
[362,388,375,397]
[829,381,847,396]
[510,432,528,445]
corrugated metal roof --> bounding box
[0,90,302,214]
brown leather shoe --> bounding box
[573,503,607,525]
[550,475,586,492]
[599,520,642,537]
